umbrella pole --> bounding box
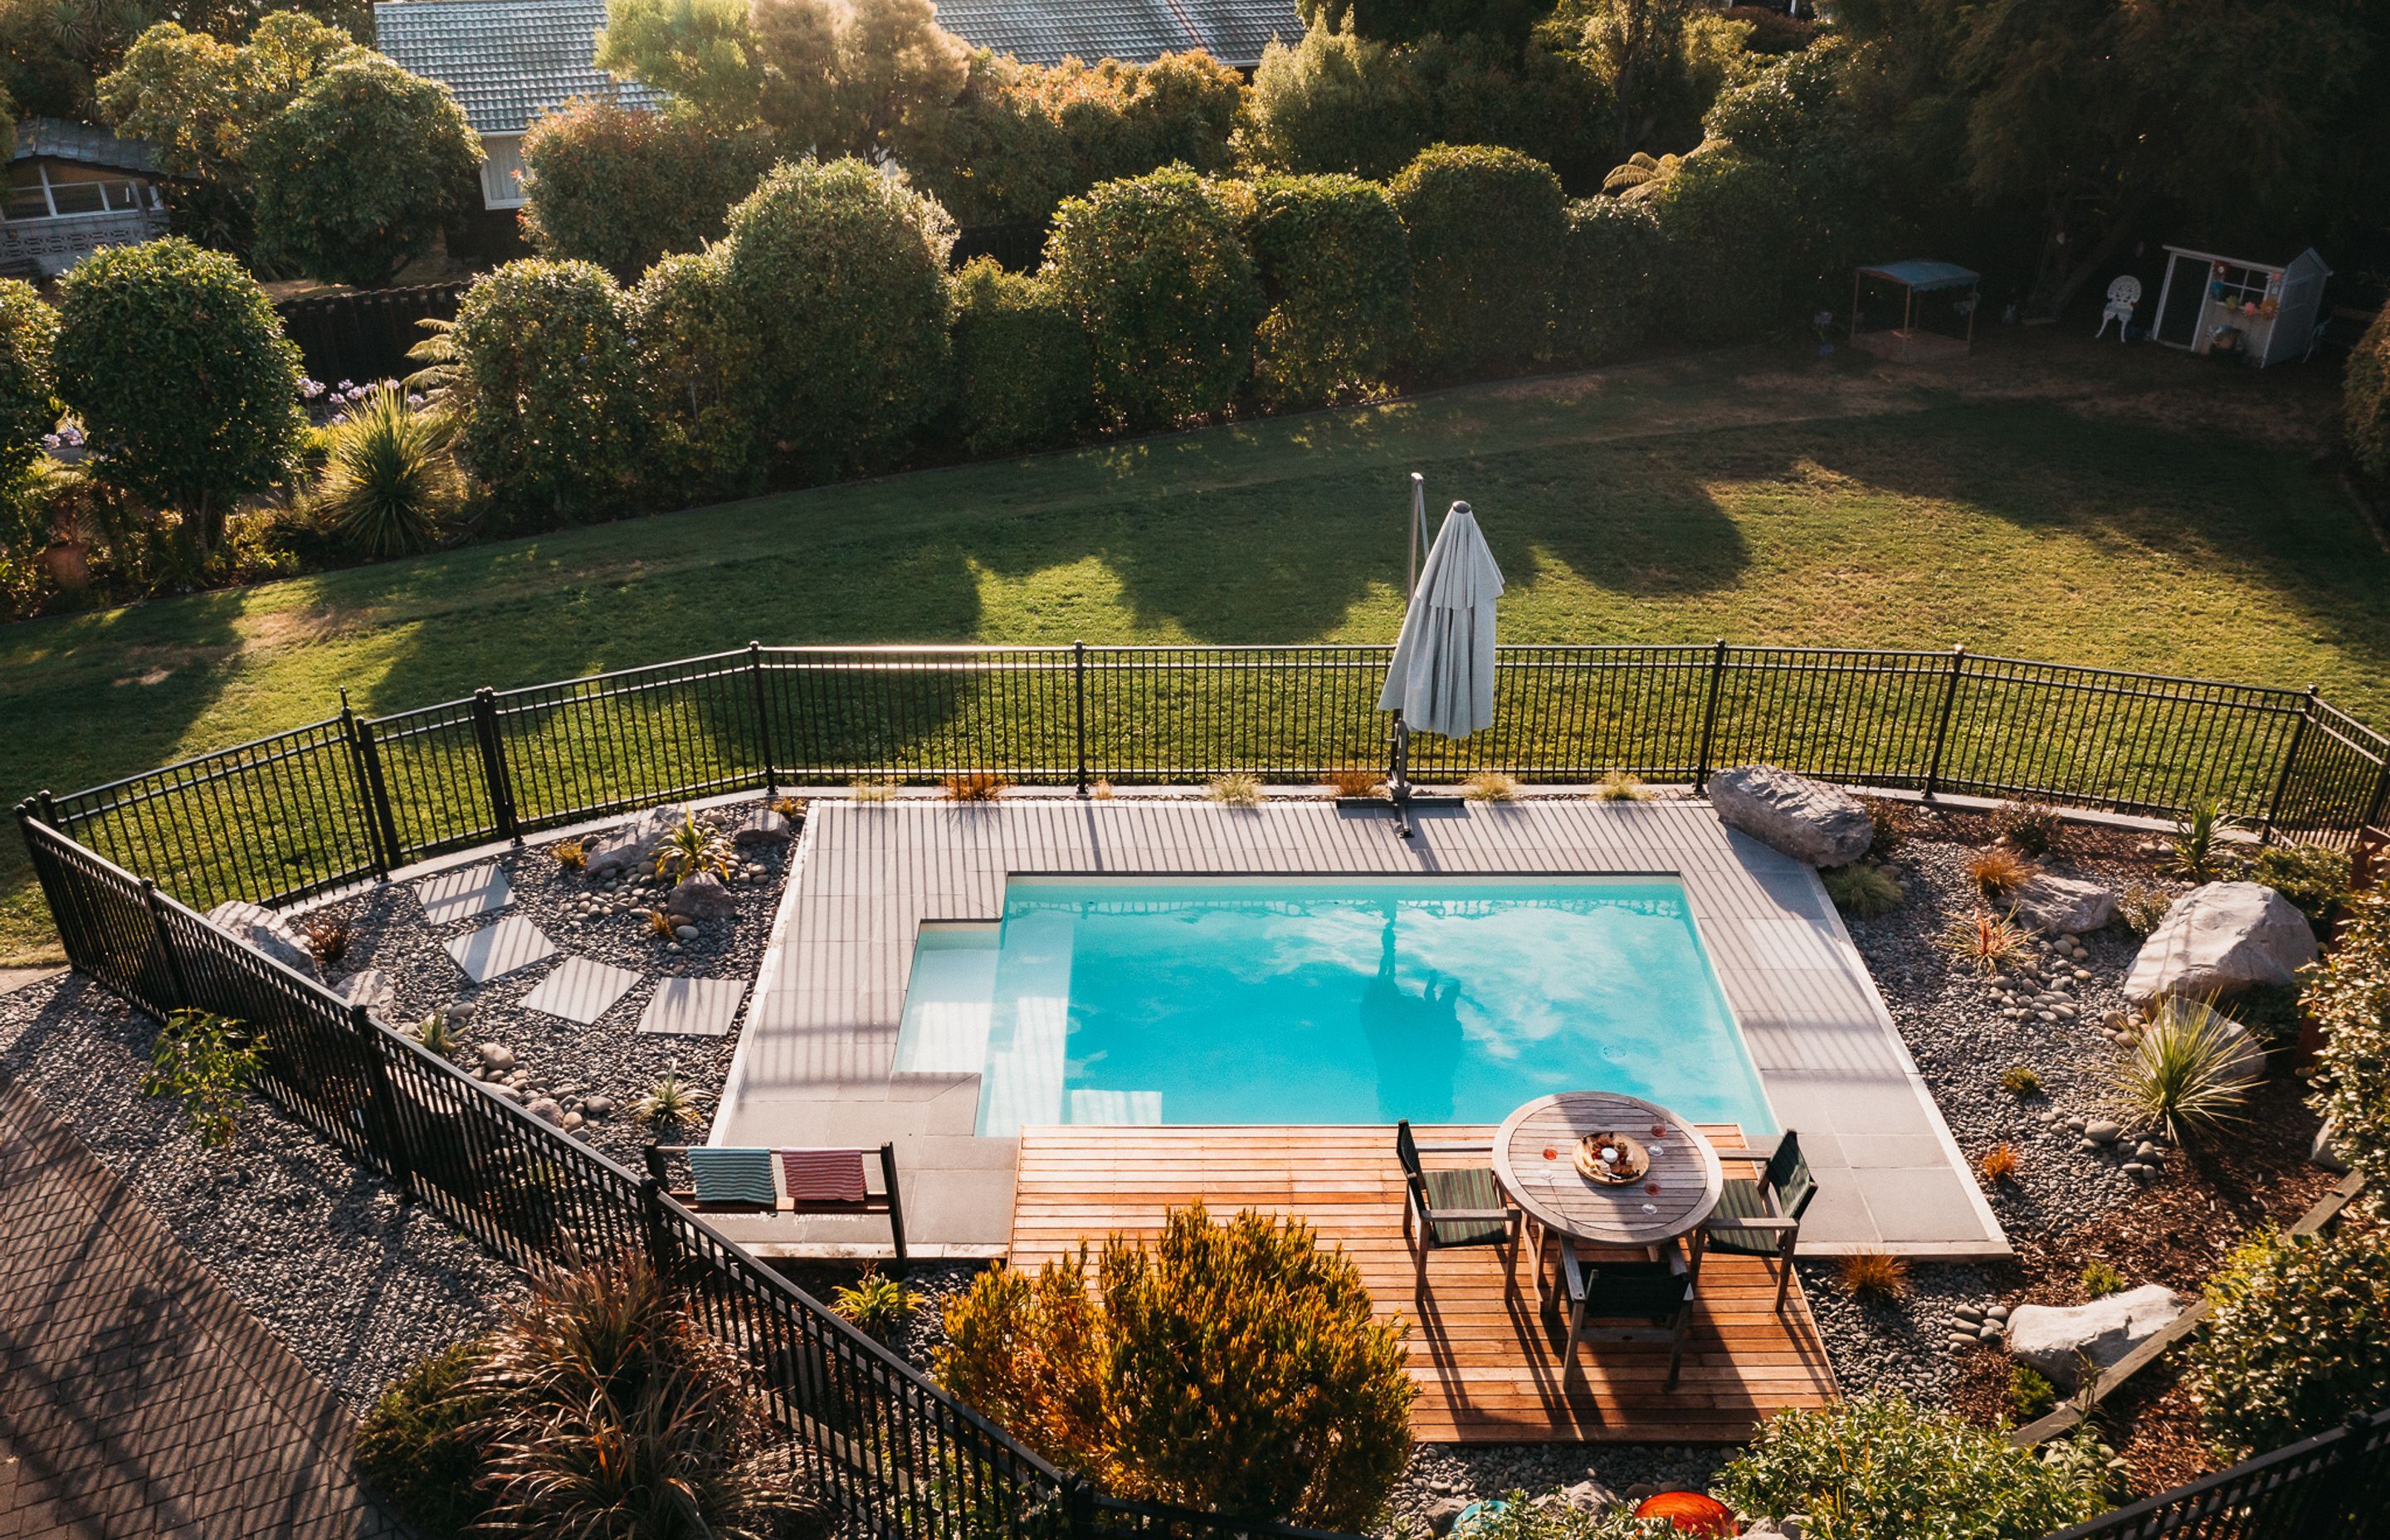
[1388,472,1427,837]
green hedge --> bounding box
[949,257,1094,456]
[1236,172,1412,408]
[2349,304,2390,482]
[1388,143,1564,378]
[1045,167,1262,428]
[450,259,651,520]
[2192,1221,2390,1460]
[1554,196,1661,363]
[716,158,956,478]
[522,100,775,283]
[0,277,56,485]
[1645,142,1801,344]
[631,249,763,502]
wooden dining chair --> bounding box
[1396,1119,1523,1291]
[1701,1130,1815,1313]
[1557,1236,1695,1389]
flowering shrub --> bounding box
[0,278,56,485]
[1235,172,1412,408]
[449,259,651,521]
[1045,167,1262,428]
[2190,1221,2390,1460]
[246,54,483,286]
[52,237,306,564]
[1714,1392,2110,1539]
[521,100,776,282]
[715,158,955,477]
[1388,143,1566,378]
[948,257,1094,456]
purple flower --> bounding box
[405,393,426,410]
[299,378,326,399]
[41,433,59,451]
[336,379,356,394]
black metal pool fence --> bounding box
[12,641,2390,1540]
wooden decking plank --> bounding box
[1007,1123,1838,1445]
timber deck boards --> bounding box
[1009,1123,1841,1444]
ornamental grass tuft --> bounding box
[2108,996,2256,1143]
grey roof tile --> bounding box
[373,0,662,137]
[11,119,162,175]
[932,0,1300,69]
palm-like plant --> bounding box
[313,383,461,558]
[466,1254,797,1539]
[1603,150,1684,202]
[2169,796,2237,882]
[2109,997,2257,1143]
[653,818,728,884]
[402,315,460,402]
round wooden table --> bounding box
[1491,1091,1726,1249]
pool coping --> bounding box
[708,797,2011,1261]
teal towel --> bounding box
[689,1147,777,1207]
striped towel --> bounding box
[689,1147,778,1207]
[779,1148,868,1204]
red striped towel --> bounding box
[779,1148,868,1204]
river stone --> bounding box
[524,1096,563,1126]
[329,967,393,1016]
[2124,881,2319,1004]
[586,804,690,880]
[1706,765,1874,867]
[665,871,735,922]
[2011,872,2118,934]
[732,806,793,847]
[1556,1482,1617,1516]
[203,899,320,980]
[2007,1284,2185,1390]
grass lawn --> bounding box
[3,334,2385,964]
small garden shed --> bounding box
[2149,245,2330,368]
[2,119,172,279]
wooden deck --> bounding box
[1010,1124,1840,1445]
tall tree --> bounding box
[593,0,763,126]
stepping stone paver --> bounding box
[637,976,749,1036]
[518,956,643,1024]
[415,863,512,924]
[445,914,556,983]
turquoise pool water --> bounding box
[894,878,1776,1138]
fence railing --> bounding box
[12,640,2390,1540]
[28,644,2389,922]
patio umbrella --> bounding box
[1379,491,1504,808]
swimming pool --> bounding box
[893,877,1777,1138]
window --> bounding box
[2207,262,2277,314]
[5,167,50,222]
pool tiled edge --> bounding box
[713,798,2008,1260]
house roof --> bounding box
[372,0,661,137]
[932,0,1302,69]
[10,119,163,176]
[1857,259,1979,293]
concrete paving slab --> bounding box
[415,864,511,924]
[518,956,641,1024]
[445,915,555,983]
[638,977,749,1036]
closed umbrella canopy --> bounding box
[1378,500,1505,739]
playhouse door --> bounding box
[2155,255,2205,348]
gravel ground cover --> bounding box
[300,797,797,1167]
[0,972,523,1414]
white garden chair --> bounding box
[2096,275,2141,341]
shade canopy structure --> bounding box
[1851,259,1981,363]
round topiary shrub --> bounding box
[522,100,777,283]
[1043,166,1262,429]
[937,1202,1412,1530]
[1237,172,1412,409]
[247,54,483,287]
[1386,143,1564,380]
[1714,1391,2111,1539]
[949,256,1094,456]
[1645,141,1802,344]
[2348,304,2390,483]
[0,276,57,484]
[2190,1220,2390,1460]
[52,236,306,564]
[630,249,765,502]
[717,157,956,477]
[1554,196,1662,365]
[449,258,651,521]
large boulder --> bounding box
[329,967,394,1017]
[732,806,793,847]
[664,871,735,922]
[2123,881,2319,1005]
[2011,872,2117,935]
[585,804,690,880]
[204,899,320,980]
[2007,1284,2186,1391]
[1707,765,1874,868]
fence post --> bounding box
[2366,758,2390,839]
[340,695,395,879]
[1694,639,1728,792]
[471,687,519,841]
[2261,688,2318,847]
[349,1003,412,1193]
[1073,641,1089,797]
[350,712,404,876]
[748,641,778,797]
[638,1175,676,1279]
[140,878,192,1011]
[1923,646,1968,802]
